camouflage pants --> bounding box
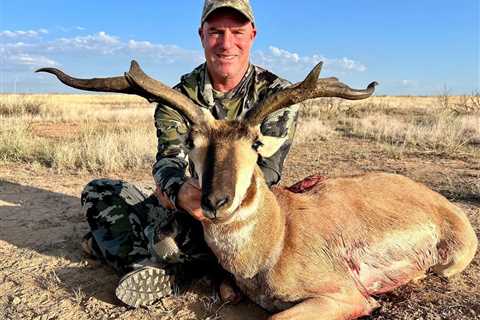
[81,179,218,281]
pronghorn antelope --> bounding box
[38,61,477,320]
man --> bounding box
[81,0,299,307]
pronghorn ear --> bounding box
[199,108,216,126]
[257,134,288,158]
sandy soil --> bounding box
[1,137,479,320]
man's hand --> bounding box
[154,185,176,210]
[177,179,206,221]
[156,179,205,221]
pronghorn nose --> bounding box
[201,194,230,219]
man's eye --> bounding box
[252,140,263,151]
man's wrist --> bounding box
[174,180,186,211]
[153,176,187,210]
[172,176,192,211]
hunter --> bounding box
[81,0,299,307]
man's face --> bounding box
[199,10,256,83]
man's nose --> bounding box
[220,30,234,50]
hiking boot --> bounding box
[115,264,174,308]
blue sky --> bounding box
[0,0,478,95]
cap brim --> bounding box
[202,5,254,24]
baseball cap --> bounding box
[201,0,255,25]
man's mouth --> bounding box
[216,54,237,61]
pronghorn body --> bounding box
[38,61,478,320]
[202,168,477,318]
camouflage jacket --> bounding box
[152,63,299,207]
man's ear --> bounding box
[198,26,205,48]
[257,134,287,158]
[251,24,257,41]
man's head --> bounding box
[199,0,256,87]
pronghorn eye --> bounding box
[252,140,264,151]
[185,137,194,149]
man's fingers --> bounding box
[190,209,206,221]
[186,179,201,190]
[154,185,176,209]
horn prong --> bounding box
[245,61,378,126]
[300,62,323,89]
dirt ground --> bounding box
[1,136,479,320]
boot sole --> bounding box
[115,266,173,307]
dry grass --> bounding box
[1,94,479,173]
[0,94,151,122]
[342,113,478,153]
[0,94,156,173]
[0,119,156,172]
[299,96,480,157]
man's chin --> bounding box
[214,64,239,76]
[217,69,235,79]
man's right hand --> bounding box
[177,179,206,221]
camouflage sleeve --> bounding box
[152,99,190,208]
[258,102,299,187]
[256,77,299,186]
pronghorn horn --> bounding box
[125,61,213,125]
[245,62,378,126]
[36,60,212,125]
[35,67,140,95]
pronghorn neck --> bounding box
[202,167,286,279]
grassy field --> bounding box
[0,94,156,172]
[1,93,479,172]
[0,93,479,320]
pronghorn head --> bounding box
[187,119,266,221]
[36,61,377,222]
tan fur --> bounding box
[228,139,259,215]
[189,133,209,187]
[191,124,478,320]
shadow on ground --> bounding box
[0,180,85,256]
[0,179,119,303]
[0,179,268,319]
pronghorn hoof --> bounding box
[219,279,243,304]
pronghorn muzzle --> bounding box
[201,193,230,220]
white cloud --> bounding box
[338,57,366,72]
[270,46,300,63]
[57,26,86,33]
[1,53,58,72]
[0,30,204,74]
[0,29,48,38]
[57,31,121,53]
[10,53,57,66]
[29,31,203,63]
[128,39,155,50]
[97,31,119,44]
[253,46,367,74]
[401,79,417,86]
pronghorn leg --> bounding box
[433,215,478,278]
[268,292,379,320]
[433,240,478,278]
